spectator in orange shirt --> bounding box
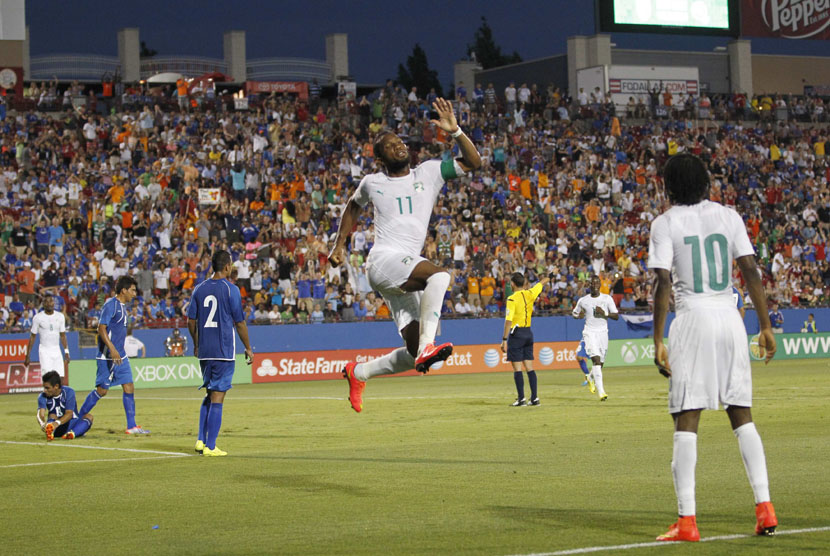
[480,274,496,307]
[467,271,481,307]
[17,262,37,305]
[585,199,601,223]
[107,181,125,204]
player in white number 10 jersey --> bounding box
[24,295,69,379]
[649,154,778,542]
[572,275,618,401]
[329,98,481,412]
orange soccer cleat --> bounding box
[656,516,700,542]
[755,501,778,536]
[414,342,453,373]
[342,361,365,413]
[44,421,58,441]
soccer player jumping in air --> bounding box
[329,98,481,412]
[649,153,778,541]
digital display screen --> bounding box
[597,0,738,36]
[614,0,730,29]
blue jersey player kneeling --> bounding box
[188,250,254,457]
[78,275,150,434]
[38,370,93,440]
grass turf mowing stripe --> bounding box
[0,454,190,469]
[507,526,830,555]
[0,440,190,456]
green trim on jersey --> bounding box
[440,159,458,181]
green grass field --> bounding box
[1,359,829,555]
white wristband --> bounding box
[451,128,464,139]
[64,349,70,354]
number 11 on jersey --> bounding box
[396,196,412,214]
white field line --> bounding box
[0,454,188,469]
[0,440,191,456]
[507,525,830,556]
[137,395,507,401]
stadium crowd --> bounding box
[0,79,828,332]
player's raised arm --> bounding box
[737,255,776,363]
[430,98,481,172]
[329,198,362,267]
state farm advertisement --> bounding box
[742,0,830,39]
[0,362,43,394]
[253,342,580,383]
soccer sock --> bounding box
[198,396,211,442]
[418,271,451,354]
[593,365,605,393]
[513,371,525,400]
[354,347,415,381]
[123,392,137,429]
[79,390,101,417]
[70,418,92,438]
[672,431,698,516]
[527,371,538,400]
[578,358,589,376]
[206,403,223,450]
[734,422,771,504]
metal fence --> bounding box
[29,54,331,83]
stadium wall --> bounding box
[752,54,830,95]
[473,55,568,98]
[610,49,730,94]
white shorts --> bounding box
[366,248,426,335]
[39,349,65,377]
[582,330,608,360]
[667,307,751,413]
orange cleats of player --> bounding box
[44,421,58,441]
[657,516,700,542]
[414,342,453,373]
[755,501,778,536]
[342,361,365,413]
[62,431,76,440]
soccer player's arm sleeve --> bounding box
[30,315,38,335]
[529,282,544,301]
[65,390,76,418]
[439,159,465,182]
[505,297,515,323]
[37,395,47,410]
[730,210,756,259]
[59,314,66,333]
[98,300,114,329]
[231,288,245,323]
[351,176,371,208]
[647,216,673,270]
[186,293,198,320]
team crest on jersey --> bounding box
[413,182,424,193]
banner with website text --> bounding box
[252,342,581,383]
[68,355,252,391]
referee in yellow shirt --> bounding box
[501,272,551,406]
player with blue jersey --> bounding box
[187,250,254,457]
[77,275,150,435]
[38,371,93,440]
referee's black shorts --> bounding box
[506,326,534,362]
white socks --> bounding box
[354,347,415,381]
[672,431,698,516]
[734,422,771,504]
[418,272,450,354]
[592,364,605,394]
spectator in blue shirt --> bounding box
[769,302,784,333]
[353,299,368,320]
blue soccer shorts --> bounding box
[199,360,236,392]
[506,327,534,362]
[96,358,134,389]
